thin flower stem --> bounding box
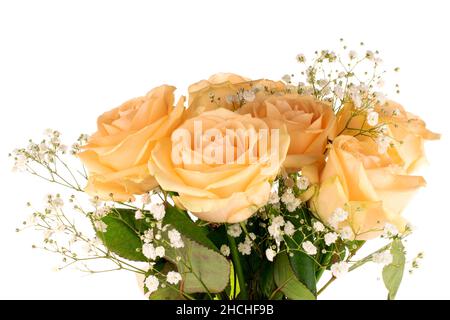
[227,234,248,300]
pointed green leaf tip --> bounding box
[382,239,406,300]
[274,252,316,300]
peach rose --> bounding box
[78,85,185,201]
[309,135,426,240]
[149,108,290,223]
[186,73,285,118]
[238,94,336,171]
[337,101,440,173]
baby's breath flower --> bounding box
[376,135,391,154]
[145,275,159,295]
[331,261,349,278]
[282,74,292,83]
[268,191,280,205]
[296,176,310,191]
[366,111,379,126]
[220,244,230,257]
[324,232,338,246]
[265,248,276,262]
[227,224,242,238]
[150,203,165,221]
[242,90,256,102]
[141,193,152,205]
[238,236,252,255]
[302,241,317,255]
[296,53,306,63]
[284,221,295,237]
[135,210,144,220]
[168,229,184,248]
[313,221,325,232]
[383,223,399,238]
[340,226,354,240]
[166,271,182,285]
[143,243,156,260]
[372,250,393,265]
[365,50,375,60]
[93,220,107,232]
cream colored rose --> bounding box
[186,73,285,118]
[238,94,336,171]
[337,101,440,173]
[309,135,426,240]
[149,108,290,223]
[78,85,184,201]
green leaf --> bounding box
[98,212,146,262]
[165,236,230,294]
[273,252,316,300]
[163,206,218,252]
[150,285,186,300]
[259,259,276,299]
[382,239,406,300]
[284,210,317,295]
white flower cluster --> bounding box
[238,236,253,256]
[145,271,183,295]
[281,189,301,212]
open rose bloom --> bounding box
[16,49,440,300]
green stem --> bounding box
[317,276,336,296]
[227,234,248,300]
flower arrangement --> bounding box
[12,41,439,300]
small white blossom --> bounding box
[296,53,306,63]
[238,237,252,255]
[242,90,256,102]
[155,246,165,258]
[168,229,184,248]
[143,243,156,260]
[281,189,301,212]
[383,223,399,238]
[142,229,154,244]
[333,85,344,100]
[268,191,280,205]
[282,74,292,83]
[94,206,110,219]
[227,224,242,238]
[349,50,357,60]
[266,248,276,262]
[313,221,325,232]
[329,208,349,228]
[367,111,379,126]
[249,233,256,241]
[340,226,354,240]
[166,271,182,285]
[324,232,338,246]
[135,210,144,220]
[272,216,285,227]
[376,135,391,154]
[302,241,317,255]
[145,275,159,295]
[284,221,295,236]
[373,250,393,265]
[375,92,387,105]
[94,220,107,232]
[150,203,165,221]
[141,193,151,205]
[366,50,375,60]
[296,176,310,191]
[220,244,230,257]
[331,262,349,278]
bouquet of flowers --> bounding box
[12,42,439,300]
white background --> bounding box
[0,0,449,299]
